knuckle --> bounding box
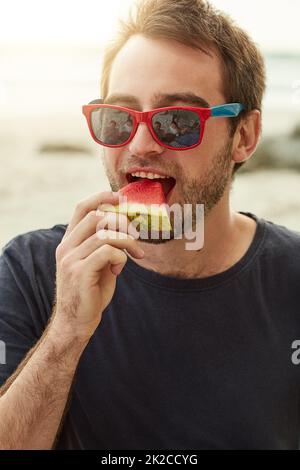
[56,242,66,260]
[86,210,97,224]
[100,243,113,257]
[75,200,86,213]
[59,254,73,271]
[70,263,82,280]
[119,251,128,264]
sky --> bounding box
[0,0,299,52]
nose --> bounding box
[128,121,164,156]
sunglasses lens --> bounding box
[152,109,201,148]
[91,107,133,145]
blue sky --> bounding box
[0,0,299,52]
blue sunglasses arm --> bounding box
[210,103,245,117]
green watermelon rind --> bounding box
[99,202,172,232]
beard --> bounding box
[102,137,233,245]
[175,136,233,217]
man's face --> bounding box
[102,35,234,218]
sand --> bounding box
[1,137,300,250]
[1,43,300,248]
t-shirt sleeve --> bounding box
[0,229,60,388]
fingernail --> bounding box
[96,229,107,239]
[130,230,140,240]
[138,248,145,257]
[128,233,138,240]
[96,209,105,216]
[112,263,124,275]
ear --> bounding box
[231,110,261,164]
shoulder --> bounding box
[240,211,300,274]
[1,223,68,268]
[2,223,67,251]
[254,215,300,281]
[260,217,300,254]
[0,224,68,342]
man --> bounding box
[153,121,166,140]
[0,0,300,450]
[103,119,120,144]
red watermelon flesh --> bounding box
[100,179,172,232]
[120,179,167,204]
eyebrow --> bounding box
[104,92,211,109]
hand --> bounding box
[53,191,144,342]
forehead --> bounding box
[107,35,225,107]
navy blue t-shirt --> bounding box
[1,211,300,450]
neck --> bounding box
[128,200,257,279]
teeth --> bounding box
[130,171,170,179]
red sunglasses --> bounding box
[82,99,245,151]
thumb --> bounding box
[110,262,126,276]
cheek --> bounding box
[103,148,122,172]
[174,150,206,181]
[202,118,229,152]
[176,120,229,179]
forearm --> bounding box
[0,313,89,449]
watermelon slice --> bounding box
[100,179,172,234]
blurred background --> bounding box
[0,0,300,248]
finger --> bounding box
[96,212,140,240]
[96,230,145,258]
[82,244,128,274]
[66,229,144,261]
[61,210,103,250]
[64,191,120,238]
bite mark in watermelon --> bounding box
[100,179,172,233]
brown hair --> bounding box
[100,0,266,174]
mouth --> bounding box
[125,171,176,202]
